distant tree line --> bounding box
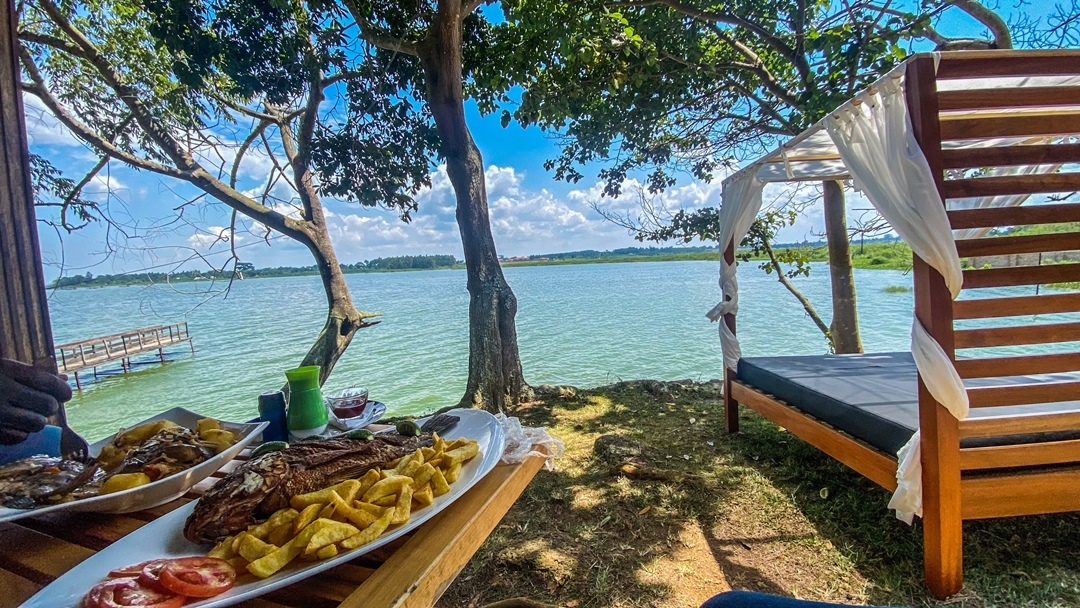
[527,246,716,261]
[49,255,461,289]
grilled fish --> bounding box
[183,414,459,544]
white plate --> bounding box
[23,408,504,608]
[0,407,267,522]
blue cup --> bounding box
[0,425,63,465]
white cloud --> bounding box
[305,164,725,263]
[187,225,243,250]
[22,97,84,148]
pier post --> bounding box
[73,371,81,391]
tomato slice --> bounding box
[137,560,169,592]
[83,577,185,608]
[158,556,236,598]
[106,560,169,579]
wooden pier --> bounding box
[55,323,194,389]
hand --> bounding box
[0,358,73,445]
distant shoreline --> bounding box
[50,242,921,290]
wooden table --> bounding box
[0,451,546,608]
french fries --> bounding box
[208,435,481,579]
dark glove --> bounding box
[0,358,73,445]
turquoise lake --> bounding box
[47,260,1070,442]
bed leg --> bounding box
[724,367,738,433]
[921,399,964,599]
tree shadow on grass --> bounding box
[726,410,1080,608]
[440,383,871,607]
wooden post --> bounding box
[906,55,963,599]
[722,240,739,433]
[0,0,56,372]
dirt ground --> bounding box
[435,381,1080,608]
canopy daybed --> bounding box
[712,50,1080,599]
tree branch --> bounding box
[608,0,800,66]
[950,0,1012,49]
[20,55,185,178]
[761,238,831,339]
[18,30,90,60]
[36,0,198,171]
[341,0,420,56]
[230,119,272,189]
[463,0,489,14]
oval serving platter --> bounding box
[0,407,267,523]
[23,408,504,608]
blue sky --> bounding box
[27,1,1053,281]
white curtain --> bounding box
[706,171,765,371]
[824,76,969,524]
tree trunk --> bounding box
[823,180,863,354]
[296,229,376,384]
[419,1,527,413]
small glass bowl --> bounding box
[327,387,369,419]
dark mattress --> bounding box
[737,352,1080,455]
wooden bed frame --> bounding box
[722,51,1080,599]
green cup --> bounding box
[285,365,328,437]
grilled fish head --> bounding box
[183,452,291,544]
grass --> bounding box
[438,382,1080,608]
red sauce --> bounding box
[331,400,368,419]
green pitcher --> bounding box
[284,365,328,439]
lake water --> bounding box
[46,260,1073,442]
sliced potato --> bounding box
[361,475,412,503]
[372,495,398,507]
[100,472,151,495]
[445,461,462,484]
[293,503,323,535]
[391,452,416,475]
[391,484,414,525]
[399,458,422,479]
[201,428,236,454]
[267,522,295,547]
[353,501,387,516]
[442,442,480,468]
[238,534,277,562]
[316,544,339,560]
[232,531,253,552]
[356,469,382,498]
[318,502,337,520]
[226,556,249,572]
[207,535,237,560]
[290,480,361,510]
[430,467,450,497]
[445,438,472,451]
[247,519,332,578]
[339,509,393,550]
[196,418,222,434]
[412,483,434,508]
[330,492,377,529]
[411,463,437,491]
[248,507,297,540]
[304,520,359,555]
